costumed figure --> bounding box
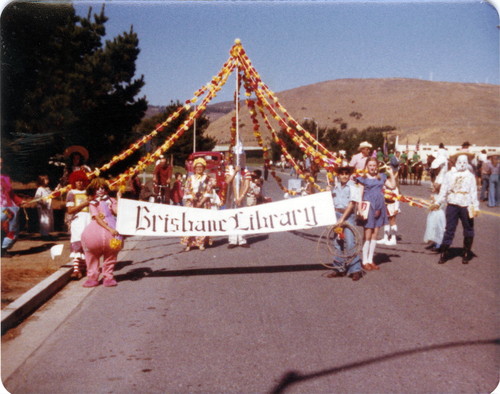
[1,158,27,257]
[326,166,362,281]
[246,171,262,207]
[66,170,91,279]
[430,153,479,264]
[430,148,449,191]
[225,145,251,248]
[423,184,446,252]
[35,175,54,239]
[81,178,123,287]
[59,146,91,187]
[355,157,396,271]
[181,158,216,251]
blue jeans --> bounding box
[488,174,498,207]
[480,174,489,201]
[332,211,362,275]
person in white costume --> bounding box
[430,153,479,265]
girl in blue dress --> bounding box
[356,157,396,271]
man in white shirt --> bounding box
[431,153,479,264]
[349,141,372,172]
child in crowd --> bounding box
[35,175,54,240]
[355,157,396,271]
[81,178,123,287]
[66,171,91,279]
[377,185,401,246]
[423,184,446,252]
[171,172,184,206]
[327,166,362,281]
[301,169,316,196]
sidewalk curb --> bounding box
[1,265,73,335]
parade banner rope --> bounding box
[116,192,337,237]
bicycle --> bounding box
[150,184,170,204]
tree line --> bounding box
[1,3,214,184]
[271,118,396,162]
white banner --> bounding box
[116,192,336,237]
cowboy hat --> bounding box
[487,150,499,159]
[358,141,373,150]
[64,145,89,161]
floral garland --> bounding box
[383,190,431,209]
[32,39,431,212]
[248,97,323,195]
[235,48,336,160]
[109,57,237,188]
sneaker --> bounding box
[83,279,100,288]
[103,278,118,287]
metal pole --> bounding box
[315,121,318,151]
[235,67,241,199]
[193,105,197,153]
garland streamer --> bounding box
[31,40,430,211]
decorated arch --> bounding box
[36,39,430,210]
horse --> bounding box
[411,161,424,185]
[398,162,409,185]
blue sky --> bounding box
[73,0,499,106]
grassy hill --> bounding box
[203,78,499,147]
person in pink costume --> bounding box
[81,178,123,288]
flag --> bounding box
[383,134,388,157]
[416,137,420,151]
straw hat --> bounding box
[64,145,89,161]
[193,157,207,168]
[487,150,499,159]
[358,141,373,150]
[449,151,475,161]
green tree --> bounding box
[1,3,147,182]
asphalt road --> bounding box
[2,171,499,393]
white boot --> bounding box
[377,225,390,245]
[386,225,398,245]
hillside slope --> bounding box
[204,78,499,146]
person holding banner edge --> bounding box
[225,163,251,248]
[327,166,363,281]
[355,157,396,271]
